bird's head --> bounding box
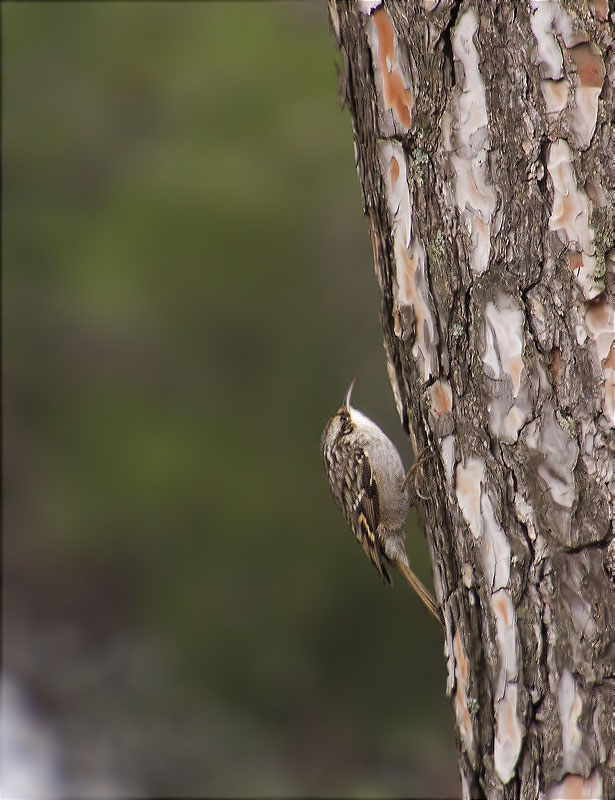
[321,379,357,455]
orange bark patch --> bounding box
[428,379,453,416]
[454,690,472,743]
[373,7,394,61]
[453,630,473,753]
[384,72,413,128]
[389,155,400,186]
[585,296,610,330]
[569,43,606,88]
[561,774,585,800]
[373,8,413,129]
[569,252,583,272]
[432,382,452,415]
[505,356,523,395]
[456,462,482,538]
[399,247,419,308]
[453,630,469,684]
[499,689,517,737]
[547,773,602,800]
[540,79,568,114]
[492,592,510,627]
[589,0,608,20]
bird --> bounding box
[321,380,442,627]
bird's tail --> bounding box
[395,558,443,628]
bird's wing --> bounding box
[349,449,391,583]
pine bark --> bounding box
[329,1,615,797]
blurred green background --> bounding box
[3,2,458,796]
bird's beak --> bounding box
[343,379,356,409]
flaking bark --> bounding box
[329,1,615,798]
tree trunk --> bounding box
[329,1,615,797]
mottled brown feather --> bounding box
[323,417,391,583]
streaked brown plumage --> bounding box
[321,381,442,627]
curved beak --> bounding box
[343,379,356,409]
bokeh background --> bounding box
[3,3,458,797]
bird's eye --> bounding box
[338,411,352,435]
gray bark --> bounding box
[329,1,615,797]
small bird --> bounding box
[321,380,442,627]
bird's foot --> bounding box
[402,448,433,501]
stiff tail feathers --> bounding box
[395,559,443,628]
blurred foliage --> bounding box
[3,2,458,796]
